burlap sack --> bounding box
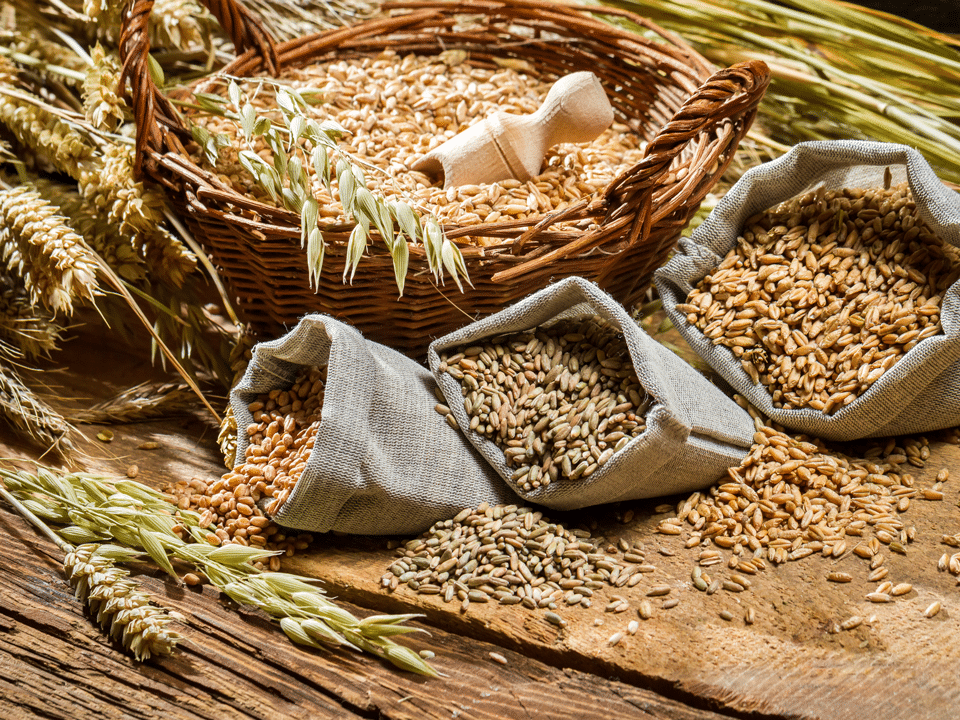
[655,140,960,441]
[427,277,756,510]
[230,315,515,535]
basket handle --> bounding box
[119,0,279,176]
[602,60,771,246]
[494,60,769,284]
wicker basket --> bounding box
[120,0,769,354]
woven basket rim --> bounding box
[120,0,770,264]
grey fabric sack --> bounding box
[654,140,960,442]
[230,315,515,535]
[426,276,756,511]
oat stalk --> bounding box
[0,466,437,676]
[188,77,470,296]
[0,480,181,661]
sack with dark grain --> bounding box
[229,315,515,535]
[427,276,756,510]
[655,140,960,441]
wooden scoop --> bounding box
[412,71,614,190]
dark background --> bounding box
[828,1,957,32]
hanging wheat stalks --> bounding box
[0,480,181,661]
[0,184,99,316]
[70,380,199,424]
[0,273,64,358]
[597,0,960,184]
[0,358,73,452]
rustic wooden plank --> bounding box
[0,503,732,720]
[4,331,960,719]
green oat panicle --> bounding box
[64,543,182,661]
[0,184,99,316]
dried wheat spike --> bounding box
[0,273,63,358]
[79,144,196,288]
[32,177,146,283]
[150,0,210,51]
[64,544,181,661]
[70,380,199,424]
[0,59,93,179]
[0,184,99,316]
[218,404,237,469]
[0,359,73,452]
[83,44,126,132]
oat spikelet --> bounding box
[0,184,99,316]
[0,359,73,452]
[79,144,196,288]
[83,44,126,133]
[150,0,210,51]
[32,177,146,283]
[0,273,63,358]
[0,59,93,179]
[64,544,181,661]
[71,380,198,424]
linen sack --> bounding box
[230,315,515,535]
[426,276,756,511]
[654,140,960,442]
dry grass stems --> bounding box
[1,465,436,674]
[0,359,74,453]
[381,501,661,618]
[70,380,200,424]
[682,183,959,413]
[436,315,650,492]
[603,0,960,185]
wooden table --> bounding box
[1,326,959,720]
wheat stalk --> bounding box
[0,479,181,661]
[0,359,74,453]
[82,43,126,132]
[70,380,200,424]
[0,58,94,179]
[0,272,64,359]
[0,466,438,675]
[0,183,99,316]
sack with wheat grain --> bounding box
[655,140,960,442]
[427,277,756,510]
[229,316,515,535]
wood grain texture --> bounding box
[0,502,732,720]
[2,327,960,719]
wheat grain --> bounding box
[189,51,646,246]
